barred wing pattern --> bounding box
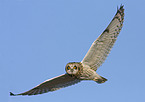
[10,74,81,96]
[82,5,124,71]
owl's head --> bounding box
[65,62,83,75]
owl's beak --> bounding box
[70,69,74,72]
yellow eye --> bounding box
[73,66,77,70]
[67,66,71,70]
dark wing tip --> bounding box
[118,4,124,10]
[10,92,17,96]
[120,4,124,8]
[116,4,124,18]
[10,92,37,96]
[118,4,124,11]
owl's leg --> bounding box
[93,76,107,84]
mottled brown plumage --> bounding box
[10,5,124,96]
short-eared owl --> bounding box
[10,5,124,96]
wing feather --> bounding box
[82,5,124,71]
[10,74,81,96]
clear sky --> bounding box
[1,0,145,102]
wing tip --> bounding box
[10,92,33,96]
[118,4,124,10]
[118,4,124,12]
[116,4,124,18]
[10,92,17,96]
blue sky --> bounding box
[1,0,145,102]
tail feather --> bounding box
[96,76,107,84]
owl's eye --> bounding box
[73,66,77,70]
[67,66,71,70]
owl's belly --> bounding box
[79,68,96,80]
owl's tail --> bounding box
[95,76,107,84]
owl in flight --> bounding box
[10,5,124,96]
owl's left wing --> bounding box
[10,74,81,96]
[82,5,124,71]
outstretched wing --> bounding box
[10,74,81,96]
[82,5,124,71]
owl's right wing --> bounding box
[82,5,124,71]
[10,74,81,96]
